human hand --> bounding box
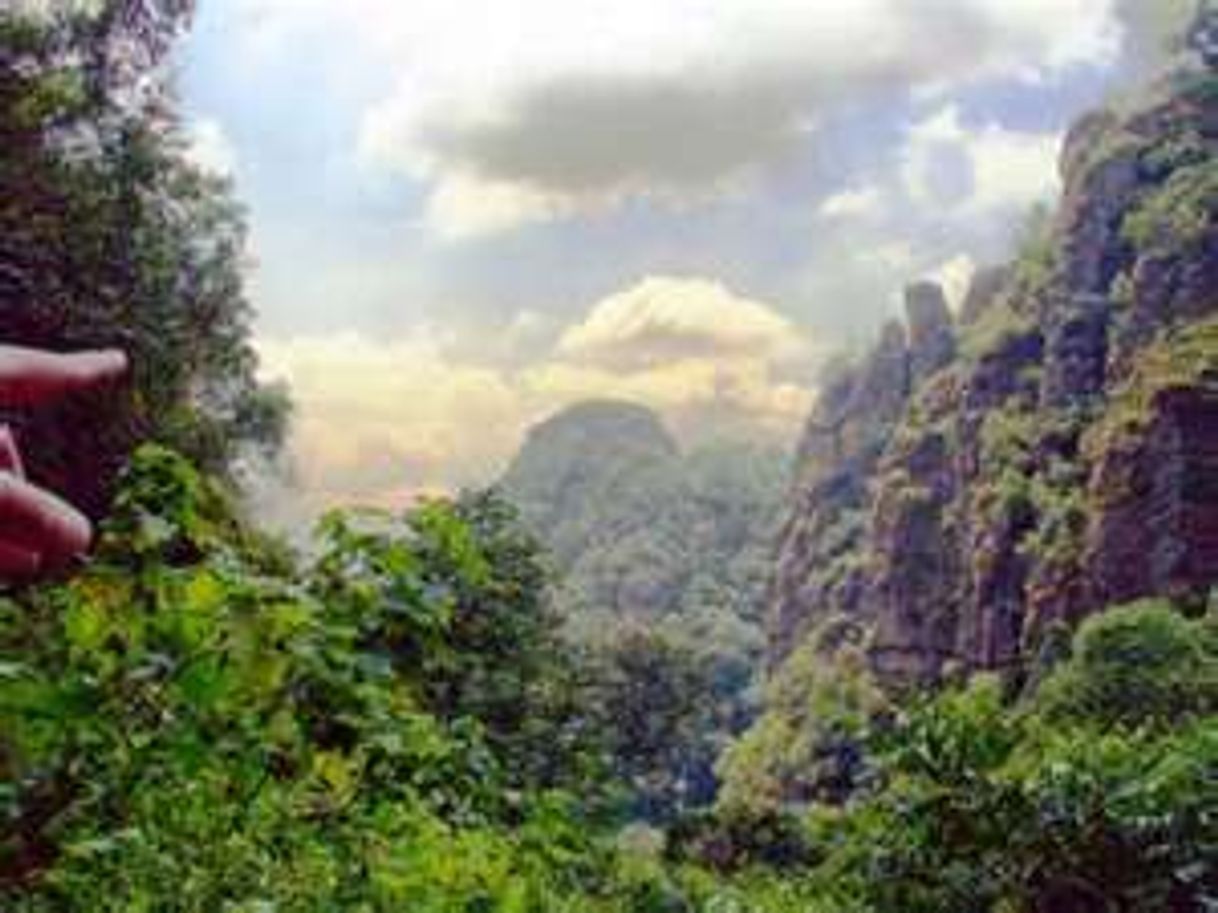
[0,345,128,580]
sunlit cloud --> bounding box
[819,185,884,221]
[256,276,817,512]
[557,276,806,369]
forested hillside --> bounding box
[502,401,783,628]
[2,2,1217,912]
[501,400,785,817]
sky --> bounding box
[175,0,1195,515]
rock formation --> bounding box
[768,60,1218,688]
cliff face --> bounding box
[769,65,1218,687]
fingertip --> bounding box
[72,349,128,384]
[55,501,93,557]
[98,348,128,377]
[0,471,93,562]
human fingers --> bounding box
[0,346,127,407]
[0,425,24,477]
[0,471,92,570]
[0,539,41,579]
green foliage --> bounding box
[1007,203,1060,306]
[971,407,1090,577]
[674,608,1218,913]
[1,2,287,518]
[1029,599,1218,729]
[666,806,819,875]
[958,299,1036,362]
[583,625,724,822]
[4,456,1216,913]
[0,447,617,910]
[1122,159,1218,253]
[843,680,1218,913]
[716,636,885,816]
[503,403,786,816]
[1085,318,1218,456]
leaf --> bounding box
[64,598,108,653]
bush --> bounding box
[0,447,617,910]
[837,677,1218,913]
[715,638,886,815]
[1029,599,1218,729]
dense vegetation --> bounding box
[502,401,783,633]
[502,401,786,818]
[4,447,1215,911]
[1,0,289,519]
[2,2,1216,911]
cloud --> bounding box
[819,185,884,220]
[901,105,1061,215]
[256,275,815,512]
[1114,0,1198,73]
[557,276,804,369]
[185,117,238,176]
[256,331,523,511]
[924,253,977,312]
[423,171,584,240]
[347,0,1120,236]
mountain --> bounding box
[500,399,679,574]
[768,63,1218,689]
[502,399,787,631]
[500,399,792,815]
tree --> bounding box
[716,631,886,815]
[583,623,725,821]
[1029,599,1218,729]
[1187,0,1218,67]
[1,2,287,519]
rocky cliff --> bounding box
[769,60,1218,688]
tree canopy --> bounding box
[1,1,287,519]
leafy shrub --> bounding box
[715,639,885,815]
[1122,160,1218,252]
[0,446,616,910]
[665,806,818,874]
[835,676,1217,913]
[1029,599,1218,729]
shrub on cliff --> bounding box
[1029,598,1218,729]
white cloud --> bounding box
[819,185,884,220]
[924,253,977,312]
[333,0,1120,236]
[256,275,816,511]
[257,330,523,509]
[871,241,917,273]
[901,105,1061,216]
[557,276,805,369]
[185,117,238,176]
[423,171,585,240]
